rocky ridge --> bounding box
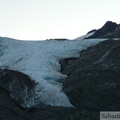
[87,21,120,38]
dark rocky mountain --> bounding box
[0,39,120,120]
[103,25,120,38]
[87,21,120,38]
[60,39,120,112]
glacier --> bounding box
[0,34,106,107]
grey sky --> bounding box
[0,0,119,40]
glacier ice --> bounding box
[0,36,106,107]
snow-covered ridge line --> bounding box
[0,36,106,107]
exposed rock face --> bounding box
[0,87,29,120]
[103,25,120,38]
[0,69,36,107]
[87,21,119,38]
[60,39,120,111]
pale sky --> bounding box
[0,0,120,40]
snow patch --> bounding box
[74,32,95,40]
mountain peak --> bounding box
[102,21,118,29]
[86,21,119,38]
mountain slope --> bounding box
[87,21,120,38]
[103,25,120,38]
[60,39,120,111]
